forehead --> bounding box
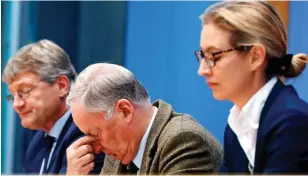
[71,102,104,134]
[8,72,40,89]
[71,103,100,124]
[200,23,232,50]
[71,102,88,118]
[71,102,90,132]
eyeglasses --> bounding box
[7,80,42,104]
[194,45,253,68]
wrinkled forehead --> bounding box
[70,101,89,122]
[8,72,41,90]
[200,23,233,51]
[70,102,100,134]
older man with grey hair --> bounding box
[2,39,104,174]
[66,63,223,175]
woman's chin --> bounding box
[212,91,227,100]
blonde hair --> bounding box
[2,39,77,84]
[200,1,308,78]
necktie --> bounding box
[127,161,139,174]
[43,135,55,173]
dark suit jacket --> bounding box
[220,80,308,174]
[24,115,105,174]
[102,100,223,174]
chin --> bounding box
[212,92,227,101]
[21,119,40,130]
[21,121,35,130]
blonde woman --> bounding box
[195,1,308,174]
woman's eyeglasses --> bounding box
[194,45,253,68]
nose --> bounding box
[198,60,212,76]
[13,95,25,110]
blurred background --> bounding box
[1,1,308,174]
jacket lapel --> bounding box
[103,156,126,174]
[254,80,285,172]
[46,115,74,172]
[139,100,173,174]
[24,131,46,173]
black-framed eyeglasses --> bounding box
[194,45,253,68]
[7,80,42,104]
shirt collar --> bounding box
[132,106,158,169]
[47,109,71,139]
[228,77,278,135]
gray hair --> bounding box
[2,39,77,85]
[67,63,151,119]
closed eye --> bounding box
[89,133,101,139]
[87,133,97,137]
[214,56,222,61]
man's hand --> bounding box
[66,136,97,175]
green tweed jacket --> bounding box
[101,100,223,175]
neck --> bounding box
[135,105,155,137]
[231,76,268,109]
[126,104,154,164]
[43,104,69,132]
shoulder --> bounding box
[161,113,212,137]
[264,88,308,126]
[270,84,308,112]
[159,112,222,154]
[155,113,223,172]
[261,86,308,141]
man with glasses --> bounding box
[2,39,104,174]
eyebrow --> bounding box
[9,81,34,93]
[14,80,38,87]
[17,82,34,87]
[202,46,223,53]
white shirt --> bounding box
[228,77,277,170]
[39,109,71,175]
[132,106,158,171]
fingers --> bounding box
[76,144,94,158]
[79,153,94,166]
[66,136,97,175]
[67,144,93,160]
[68,136,96,150]
[79,161,95,174]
